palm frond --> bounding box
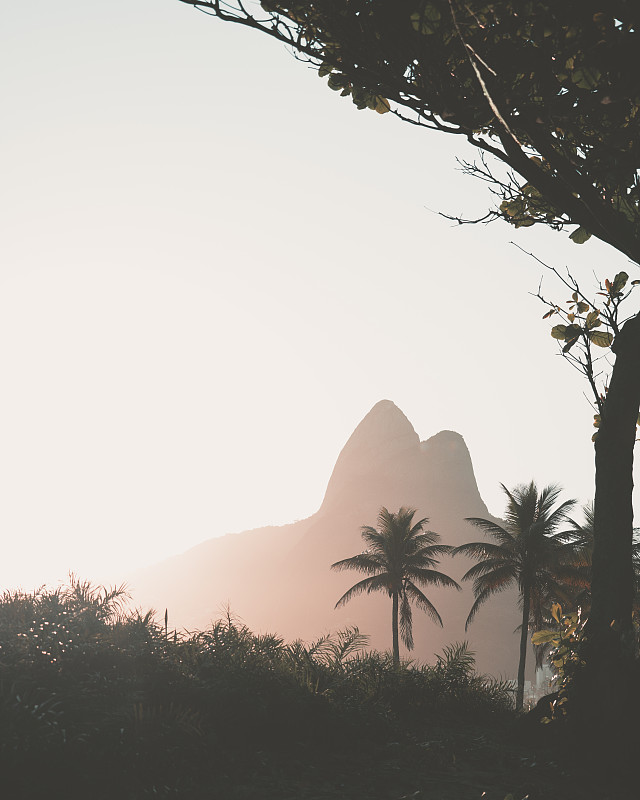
[399,591,414,650]
[460,558,512,582]
[536,484,569,519]
[327,627,370,664]
[404,582,444,627]
[533,498,578,536]
[331,552,384,574]
[464,583,508,630]
[406,529,441,549]
[411,542,454,559]
[464,518,516,548]
[334,573,391,608]
[453,541,510,560]
[470,563,517,602]
[404,567,461,591]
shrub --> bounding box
[0,580,514,797]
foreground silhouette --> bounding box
[1,577,632,798]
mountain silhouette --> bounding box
[128,400,524,678]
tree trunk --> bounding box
[516,582,530,712]
[392,591,399,667]
[577,313,640,758]
[590,313,640,642]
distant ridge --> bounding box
[128,401,524,678]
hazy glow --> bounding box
[1,0,635,591]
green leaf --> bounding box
[410,7,440,35]
[532,630,559,645]
[569,227,592,244]
[612,271,629,294]
[424,4,441,22]
[327,73,348,91]
[589,330,614,347]
[551,325,567,340]
[585,310,600,329]
[571,66,601,90]
[560,324,582,352]
[565,324,582,339]
[563,336,580,353]
[576,301,590,314]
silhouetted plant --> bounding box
[0,579,515,798]
[454,482,578,711]
[332,506,460,666]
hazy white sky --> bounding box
[2,0,637,591]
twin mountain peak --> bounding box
[130,400,522,677]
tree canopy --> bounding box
[181,0,640,262]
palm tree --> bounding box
[331,506,460,666]
[566,502,640,613]
[453,482,577,711]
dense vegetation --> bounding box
[0,576,607,800]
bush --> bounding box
[0,581,514,797]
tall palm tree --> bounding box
[453,482,577,711]
[331,506,460,666]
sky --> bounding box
[1,0,637,592]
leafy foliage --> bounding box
[536,266,640,431]
[531,603,587,723]
[0,579,514,798]
[180,0,640,262]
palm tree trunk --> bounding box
[516,583,530,712]
[391,590,399,666]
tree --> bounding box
[454,481,577,711]
[331,506,460,665]
[178,0,640,730]
[178,1,640,255]
[565,502,640,612]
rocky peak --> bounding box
[320,400,420,506]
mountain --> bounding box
[128,400,525,678]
